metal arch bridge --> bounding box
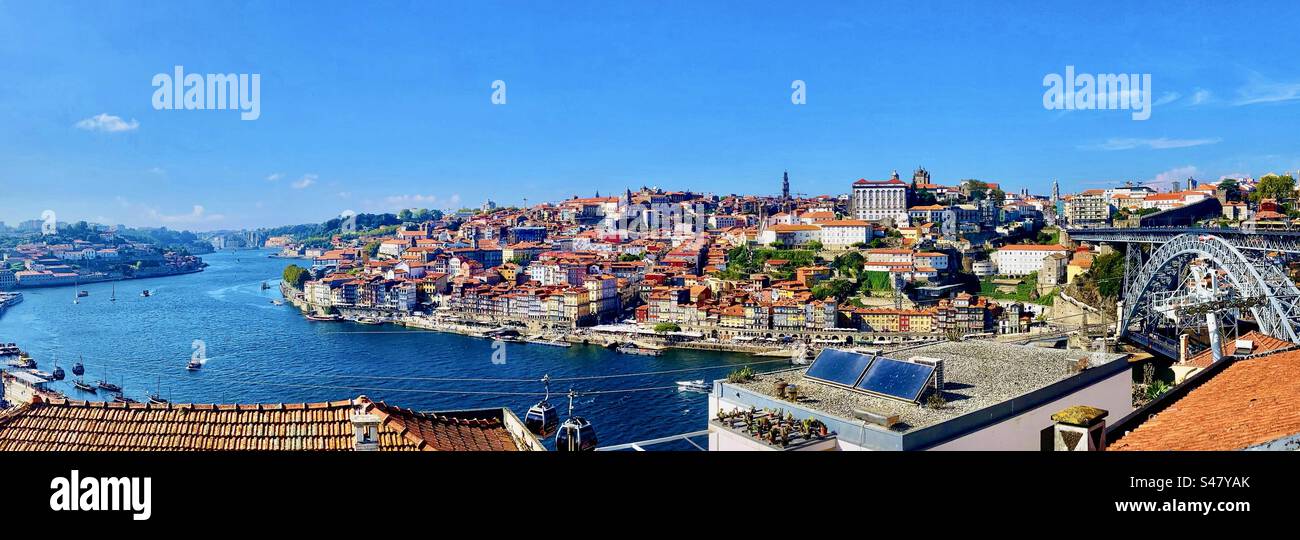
[1108,232,1300,357]
[1066,227,1300,254]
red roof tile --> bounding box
[0,395,534,451]
[1110,347,1300,451]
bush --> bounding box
[653,322,681,333]
[727,366,755,383]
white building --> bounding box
[817,220,871,249]
[851,176,910,226]
[757,224,820,247]
[992,244,1070,276]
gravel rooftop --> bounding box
[731,341,1128,433]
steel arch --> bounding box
[1121,233,1300,344]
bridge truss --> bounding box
[1120,234,1300,353]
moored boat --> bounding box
[615,343,663,356]
[305,313,341,322]
[72,379,96,393]
[96,379,122,392]
[186,358,203,371]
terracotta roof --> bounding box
[0,395,531,451]
[1184,330,1292,369]
[1110,347,1300,451]
[998,244,1069,252]
[769,224,820,232]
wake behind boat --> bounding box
[676,380,709,393]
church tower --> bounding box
[782,171,790,200]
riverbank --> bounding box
[278,282,799,356]
[12,265,206,289]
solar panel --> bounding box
[804,349,875,387]
[854,357,935,402]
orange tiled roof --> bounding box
[1110,347,1300,451]
[0,395,529,451]
[1184,330,1292,369]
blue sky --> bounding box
[2,1,1300,231]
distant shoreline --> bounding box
[11,266,206,290]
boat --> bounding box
[140,289,151,297]
[186,358,203,371]
[261,281,271,290]
[526,337,572,348]
[72,380,96,393]
[77,290,88,298]
[271,299,284,306]
[615,343,663,356]
[676,380,710,392]
[355,317,384,325]
[112,393,137,404]
[6,355,36,369]
[305,313,341,322]
[29,369,55,380]
[96,379,122,392]
[147,378,168,404]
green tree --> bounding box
[619,253,644,262]
[282,264,308,289]
[1217,178,1240,202]
[1090,252,1125,298]
[832,251,865,278]
[362,241,380,259]
[811,278,856,301]
[653,322,681,334]
[805,240,823,251]
[989,187,1006,205]
[1252,174,1296,204]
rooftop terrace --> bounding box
[730,341,1128,433]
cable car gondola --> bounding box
[524,375,559,437]
[51,364,65,381]
[71,360,85,377]
[555,389,598,452]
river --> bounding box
[0,249,783,449]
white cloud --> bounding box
[1153,92,1180,106]
[75,113,139,133]
[1190,88,1213,105]
[1146,166,1200,190]
[366,193,462,212]
[1234,75,1300,106]
[291,174,317,189]
[148,167,166,175]
[115,197,225,225]
[266,173,284,182]
[1082,137,1222,151]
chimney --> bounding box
[1050,406,1108,451]
[1178,333,1190,363]
[351,397,381,451]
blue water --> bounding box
[0,250,779,448]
